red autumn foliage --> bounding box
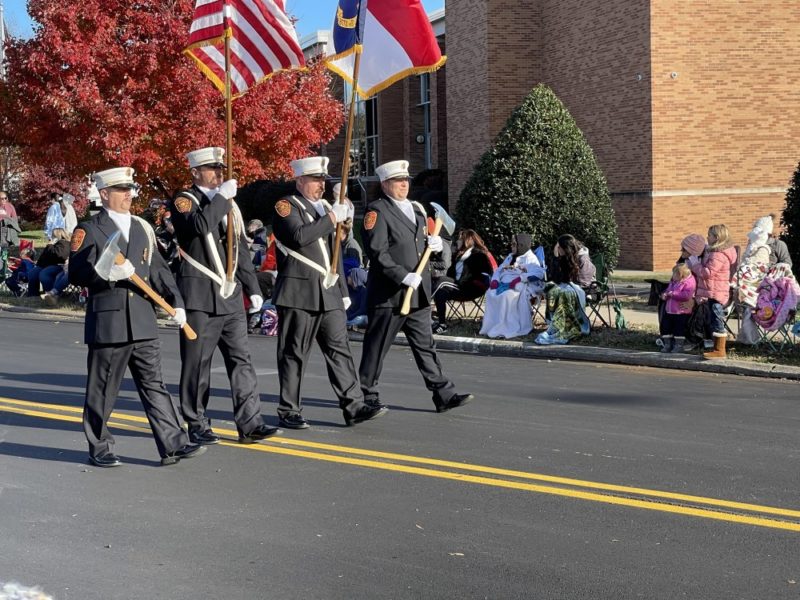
[1,0,343,206]
[16,165,89,224]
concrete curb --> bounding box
[3,302,798,382]
[346,331,800,382]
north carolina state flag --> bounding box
[327,0,446,98]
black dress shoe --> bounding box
[345,404,389,426]
[238,424,282,444]
[364,397,388,410]
[278,414,310,430]
[188,429,221,445]
[436,393,475,413]
[89,453,122,468]
[161,443,207,466]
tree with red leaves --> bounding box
[2,0,342,208]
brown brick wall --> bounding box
[651,193,787,270]
[651,1,800,191]
[445,0,490,205]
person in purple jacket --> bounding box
[659,263,697,353]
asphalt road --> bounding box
[0,312,798,600]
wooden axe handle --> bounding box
[399,217,444,316]
[114,254,198,340]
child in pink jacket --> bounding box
[659,263,696,353]
[687,224,738,359]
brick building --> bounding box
[306,2,800,269]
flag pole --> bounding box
[224,15,236,288]
[330,48,363,277]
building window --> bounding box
[418,73,432,170]
[346,83,379,177]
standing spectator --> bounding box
[68,166,204,467]
[169,146,279,445]
[44,193,66,240]
[26,228,70,296]
[0,192,17,220]
[687,224,738,359]
[62,194,78,235]
[358,159,474,413]
[659,263,697,352]
[271,156,387,429]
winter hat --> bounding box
[681,234,706,256]
[747,225,768,247]
[753,215,774,235]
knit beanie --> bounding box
[753,215,774,235]
[681,234,706,257]
[747,225,768,247]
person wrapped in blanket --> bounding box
[535,234,594,345]
[479,233,545,339]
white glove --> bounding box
[248,294,264,313]
[427,235,443,253]
[686,255,700,268]
[218,179,238,200]
[331,203,349,223]
[402,272,422,290]
[104,259,135,281]
[343,297,352,310]
[171,308,187,327]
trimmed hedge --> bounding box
[782,161,800,277]
[457,84,619,267]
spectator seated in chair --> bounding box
[480,233,545,339]
[26,229,71,297]
[432,229,495,334]
[4,247,36,296]
[535,234,592,345]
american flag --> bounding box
[184,0,305,98]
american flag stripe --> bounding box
[185,0,305,98]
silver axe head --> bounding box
[430,202,456,236]
[94,231,122,281]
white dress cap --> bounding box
[332,182,348,198]
[290,156,330,178]
[187,147,226,169]
[375,160,410,182]
[94,167,137,190]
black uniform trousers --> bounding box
[359,305,456,407]
[84,339,187,459]
[276,306,363,419]
[179,309,264,436]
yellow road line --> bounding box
[1,396,799,531]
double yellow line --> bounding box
[2,395,799,533]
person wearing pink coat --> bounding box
[687,224,738,359]
[659,263,697,353]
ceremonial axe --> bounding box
[399,202,456,316]
[95,231,198,340]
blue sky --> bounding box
[2,0,445,39]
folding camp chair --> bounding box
[583,253,613,328]
[446,294,486,323]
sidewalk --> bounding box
[3,300,798,382]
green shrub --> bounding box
[782,161,800,276]
[456,84,619,268]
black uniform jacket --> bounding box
[362,196,431,310]
[169,186,259,314]
[69,210,184,345]
[271,194,348,312]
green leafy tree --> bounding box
[457,84,619,267]
[782,161,800,276]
